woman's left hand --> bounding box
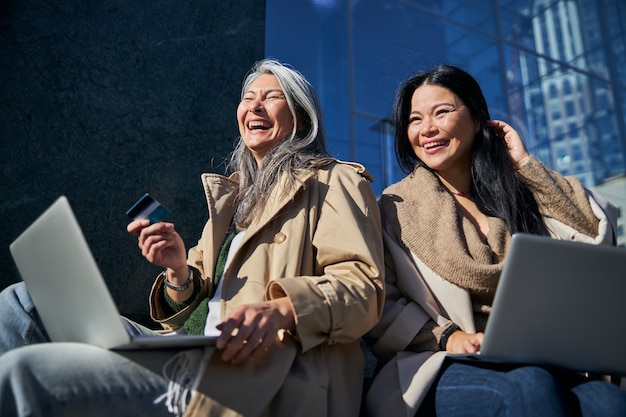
[215,297,296,365]
[447,330,484,353]
[488,120,531,169]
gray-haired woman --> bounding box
[0,59,384,417]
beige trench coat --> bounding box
[364,189,618,417]
[149,160,385,417]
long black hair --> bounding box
[392,64,548,236]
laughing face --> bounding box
[237,73,295,167]
[407,84,479,176]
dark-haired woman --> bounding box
[364,64,625,417]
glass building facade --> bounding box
[266,0,626,244]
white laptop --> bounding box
[9,196,216,350]
[449,232,626,376]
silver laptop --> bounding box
[449,232,626,376]
[9,196,216,350]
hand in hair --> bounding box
[488,119,531,169]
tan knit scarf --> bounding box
[380,159,600,300]
[380,167,510,294]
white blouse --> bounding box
[203,230,246,336]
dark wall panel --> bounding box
[0,1,265,326]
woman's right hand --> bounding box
[445,330,484,353]
[127,219,188,272]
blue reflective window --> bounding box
[266,0,626,221]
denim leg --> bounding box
[570,378,626,417]
[0,342,173,417]
[0,283,50,354]
[425,361,573,417]
[120,316,162,337]
[0,282,162,351]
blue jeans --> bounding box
[419,359,626,417]
[0,282,176,417]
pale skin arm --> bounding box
[127,218,296,364]
[488,120,531,169]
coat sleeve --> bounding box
[267,163,385,352]
[519,157,618,245]
[517,157,600,237]
[366,224,441,363]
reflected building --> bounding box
[514,0,626,245]
[518,0,626,188]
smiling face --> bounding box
[237,73,295,167]
[407,84,479,177]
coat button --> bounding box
[274,232,286,244]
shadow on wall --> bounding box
[0,0,265,327]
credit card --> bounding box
[125,193,170,223]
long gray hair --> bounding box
[228,59,334,230]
